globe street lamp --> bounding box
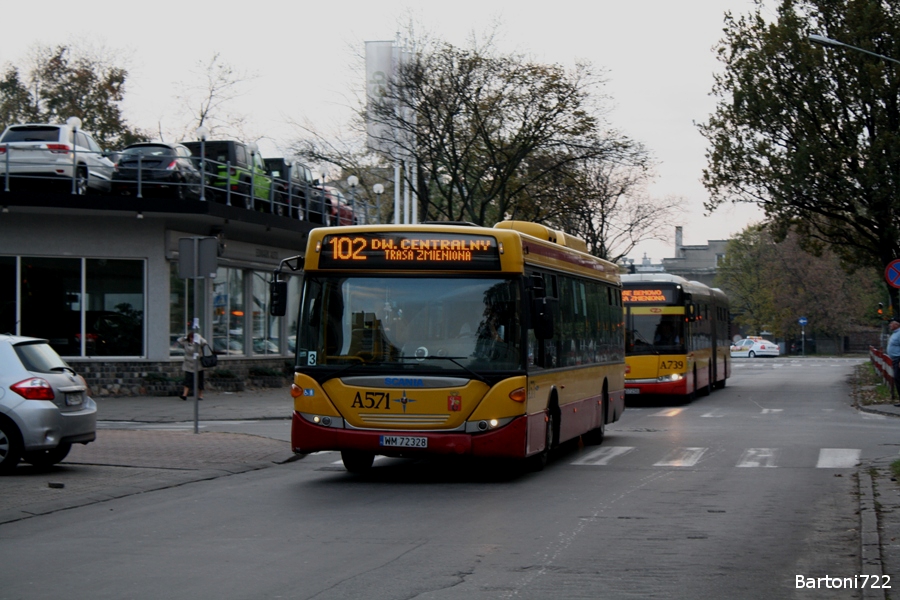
[373,183,384,224]
[809,33,900,66]
[195,125,210,202]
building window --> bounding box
[0,256,15,334]
[251,270,281,355]
[85,259,144,356]
[17,257,144,357]
[169,263,200,357]
[213,267,244,356]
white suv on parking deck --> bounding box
[0,334,97,472]
[0,122,115,194]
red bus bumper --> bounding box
[291,411,531,459]
[625,378,689,396]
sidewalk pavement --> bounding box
[95,386,293,422]
[0,387,299,525]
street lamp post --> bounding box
[373,183,384,224]
[809,33,900,66]
[195,125,210,202]
[248,142,259,211]
[66,116,82,195]
[347,175,359,224]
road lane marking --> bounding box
[737,448,778,467]
[701,410,725,418]
[816,448,861,468]
[650,408,684,417]
[760,408,783,414]
[653,447,707,467]
[572,446,635,465]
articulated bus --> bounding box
[621,273,730,400]
[271,220,625,473]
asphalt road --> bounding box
[1,356,893,600]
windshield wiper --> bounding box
[398,355,488,384]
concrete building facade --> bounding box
[0,186,318,396]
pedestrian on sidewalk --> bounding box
[888,319,900,405]
[177,331,208,400]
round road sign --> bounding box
[798,316,808,327]
[886,259,900,289]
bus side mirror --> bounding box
[270,279,287,317]
[532,297,555,340]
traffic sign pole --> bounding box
[798,317,808,356]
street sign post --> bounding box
[798,317,808,356]
[178,237,218,434]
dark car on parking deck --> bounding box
[111,142,203,200]
[264,158,320,220]
[183,140,280,212]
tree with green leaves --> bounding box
[717,224,881,350]
[700,0,900,310]
[716,225,780,336]
[0,44,146,149]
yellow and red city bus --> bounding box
[622,273,730,399]
[271,220,625,472]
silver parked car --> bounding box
[0,122,115,194]
[0,334,97,472]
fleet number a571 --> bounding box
[351,391,390,410]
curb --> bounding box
[859,467,886,600]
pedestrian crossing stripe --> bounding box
[572,446,635,465]
[815,448,861,468]
[570,446,861,468]
[737,448,778,467]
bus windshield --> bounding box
[625,312,685,355]
[297,275,523,372]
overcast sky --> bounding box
[2,0,775,262]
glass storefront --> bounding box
[212,267,245,357]
[251,270,281,355]
[3,256,145,357]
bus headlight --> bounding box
[657,373,684,382]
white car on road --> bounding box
[730,337,780,358]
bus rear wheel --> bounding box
[526,411,555,472]
[582,394,606,446]
[341,450,374,474]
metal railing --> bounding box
[0,146,380,225]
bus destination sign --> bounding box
[622,288,674,303]
[318,232,502,270]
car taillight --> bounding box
[11,377,55,400]
[229,167,236,175]
[46,143,72,154]
[0,145,6,155]
[166,160,177,170]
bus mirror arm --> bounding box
[269,254,303,318]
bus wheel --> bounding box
[582,394,606,446]
[341,450,374,474]
[526,411,554,472]
[700,366,712,397]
